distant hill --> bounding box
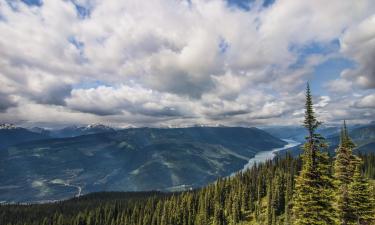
[0,123,115,150]
[28,124,116,138]
[0,126,285,203]
[326,124,375,153]
[0,124,49,149]
[263,125,340,142]
[2,153,373,225]
[277,124,375,156]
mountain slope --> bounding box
[263,125,340,142]
[0,127,285,202]
[326,124,375,153]
[29,124,116,138]
[277,124,375,156]
[0,124,49,149]
[2,154,373,225]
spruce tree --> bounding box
[334,122,357,225]
[292,83,336,225]
[266,173,274,225]
[348,160,375,225]
[342,120,355,149]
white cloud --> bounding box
[325,74,353,93]
[315,96,331,108]
[0,0,374,126]
[340,14,375,89]
[355,94,375,108]
[65,85,195,117]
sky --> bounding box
[0,0,374,128]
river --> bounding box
[239,139,300,173]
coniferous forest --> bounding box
[1,85,375,225]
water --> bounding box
[239,139,300,173]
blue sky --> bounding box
[311,58,355,95]
[0,0,374,127]
[20,0,42,6]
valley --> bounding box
[1,123,373,203]
[0,126,286,203]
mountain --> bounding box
[326,123,375,153]
[0,126,285,203]
[2,153,374,225]
[263,125,340,142]
[31,124,116,138]
[0,123,115,150]
[277,124,375,156]
[0,124,49,149]
[28,127,52,136]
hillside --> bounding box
[1,154,374,225]
[28,124,116,138]
[327,124,375,149]
[0,124,49,149]
[263,125,340,142]
[276,124,375,157]
[0,127,285,203]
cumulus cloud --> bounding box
[0,92,16,112]
[65,85,193,117]
[339,15,375,89]
[355,94,375,108]
[325,75,353,93]
[0,0,374,127]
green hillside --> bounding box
[1,153,374,225]
[0,127,285,203]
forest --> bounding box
[0,85,374,225]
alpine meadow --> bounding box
[0,1,375,225]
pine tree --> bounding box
[342,120,355,149]
[266,173,274,225]
[334,125,355,184]
[348,160,375,225]
[334,121,357,225]
[284,154,295,225]
[292,83,336,225]
[284,172,293,225]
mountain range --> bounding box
[29,124,116,138]
[271,123,375,156]
[0,123,116,149]
[1,122,374,203]
[0,124,49,149]
[0,126,285,203]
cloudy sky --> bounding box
[0,0,374,128]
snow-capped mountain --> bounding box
[83,123,114,131]
[0,123,18,130]
[48,124,116,138]
[0,124,49,149]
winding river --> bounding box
[239,139,300,173]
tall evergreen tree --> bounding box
[334,121,357,225]
[342,120,355,149]
[348,161,375,225]
[292,83,336,225]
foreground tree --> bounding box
[292,83,336,225]
[334,122,357,225]
[348,161,375,225]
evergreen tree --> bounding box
[348,161,375,225]
[1,152,374,225]
[284,172,293,225]
[266,173,274,225]
[342,120,355,149]
[292,83,336,225]
[334,122,357,225]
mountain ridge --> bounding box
[0,126,286,203]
